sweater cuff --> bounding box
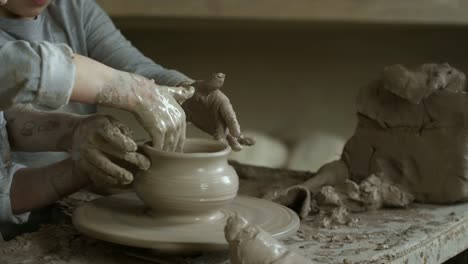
[0,163,30,224]
[35,43,76,110]
[161,70,194,87]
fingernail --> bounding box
[239,137,256,146]
[218,138,228,145]
[232,144,243,151]
[141,159,151,170]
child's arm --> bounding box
[9,158,88,214]
[71,54,193,150]
[80,1,254,150]
[8,113,151,215]
[0,41,191,150]
[5,105,81,152]
[6,107,150,182]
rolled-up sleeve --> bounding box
[0,41,76,111]
[0,163,29,224]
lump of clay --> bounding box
[229,131,288,168]
[287,132,345,172]
[263,64,465,219]
[345,63,468,203]
[225,214,313,264]
[382,63,466,104]
[265,169,413,219]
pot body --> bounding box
[134,139,238,220]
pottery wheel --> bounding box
[73,193,299,253]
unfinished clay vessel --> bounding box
[134,138,239,222]
[73,138,299,253]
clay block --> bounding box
[343,64,468,203]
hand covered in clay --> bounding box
[181,73,255,151]
[96,72,194,151]
[132,78,194,151]
[70,115,150,186]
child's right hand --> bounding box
[95,72,193,152]
[70,55,193,152]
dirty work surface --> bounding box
[1,191,468,264]
[285,202,468,264]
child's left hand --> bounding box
[70,115,150,186]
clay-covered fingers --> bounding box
[136,86,187,151]
[162,132,177,152]
[97,117,137,152]
[151,125,165,150]
[226,133,243,151]
[224,131,255,151]
[175,121,186,152]
[94,138,150,171]
[218,95,241,139]
[193,73,226,93]
[118,151,150,171]
[151,120,183,152]
[83,148,134,185]
[238,135,256,146]
[108,116,133,138]
[75,157,120,186]
[214,93,255,151]
[163,85,195,105]
[163,118,187,152]
[214,120,227,144]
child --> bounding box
[0,0,252,168]
[0,0,252,227]
[0,47,190,225]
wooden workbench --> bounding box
[1,191,467,264]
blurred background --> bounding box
[96,0,468,171]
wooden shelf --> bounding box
[96,0,468,26]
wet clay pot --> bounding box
[134,138,238,222]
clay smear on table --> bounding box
[241,63,468,224]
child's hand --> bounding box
[130,76,193,152]
[70,115,150,186]
[96,72,193,152]
[181,73,255,151]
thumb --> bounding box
[194,73,226,94]
[160,85,195,104]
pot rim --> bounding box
[141,138,231,159]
